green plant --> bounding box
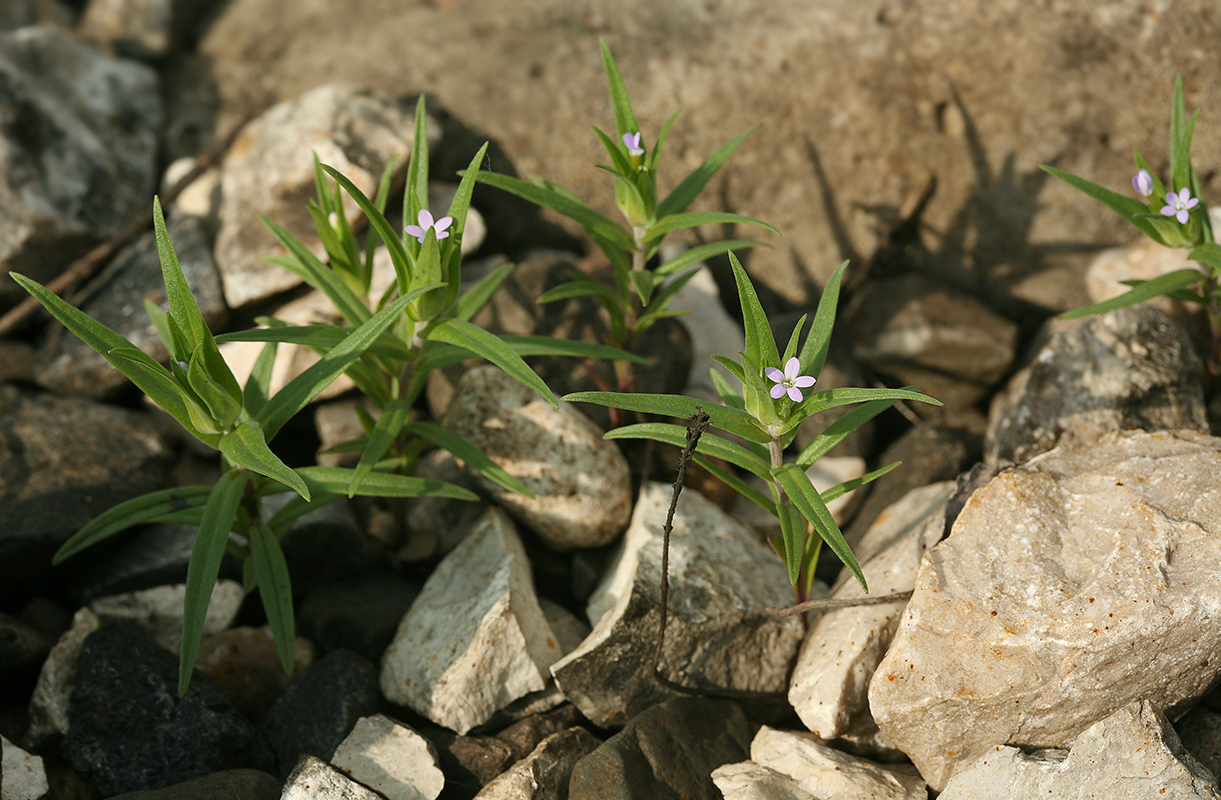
[472,38,777,392]
[565,254,941,601]
[1043,76,1221,371]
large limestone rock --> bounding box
[380,507,564,734]
[550,482,803,728]
[870,430,1221,790]
[939,702,1221,800]
[444,365,632,551]
[747,726,926,800]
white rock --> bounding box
[750,726,926,800]
[444,365,632,551]
[711,761,818,800]
[331,714,444,800]
[1,734,48,800]
[25,607,100,747]
[939,702,1221,800]
[380,507,563,734]
[550,482,804,728]
[282,754,384,800]
[870,430,1221,790]
[88,579,244,653]
[788,481,952,738]
[473,727,601,799]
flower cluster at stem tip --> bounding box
[766,357,816,402]
[1132,167,1200,225]
[404,209,453,243]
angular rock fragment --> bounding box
[712,761,818,800]
[2,734,48,800]
[788,482,953,738]
[215,83,425,307]
[331,715,444,800]
[750,726,926,800]
[380,507,563,734]
[870,430,1221,790]
[26,608,101,748]
[282,755,383,800]
[0,25,161,306]
[473,727,600,800]
[986,304,1207,464]
[938,702,1221,799]
[550,482,802,727]
[444,365,632,551]
[88,579,244,653]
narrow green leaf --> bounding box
[645,211,778,242]
[53,486,213,563]
[406,95,430,224]
[728,252,781,390]
[446,142,489,246]
[563,390,770,443]
[776,502,806,585]
[649,110,681,171]
[217,324,415,362]
[642,268,700,321]
[1059,267,1203,320]
[1189,243,1221,275]
[187,346,242,428]
[695,454,776,514]
[775,464,866,592]
[152,198,209,351]
[321,165,414,296]
[242,341,278,418]
[248,522,296,674]
[795,395,901,468]
[600,36,639,137]
[105,346,208,442]
[424,318,558,407]
[781,315,808,365]
[655,239,769,277]
[711,355,746,387]
[799,260,847,380]
[455,261,515,322]
[260,214,371,326]
[820,461,901,504]
[220,421,310,501]
[709,367,746,409]
[657,126,758,217]
[605,422,773,481]
[501,334,648,363]
[180,468,248,695]
[592,126,634,176]
[537,276,623,307]
[1041,165,1161,240]
[471,171,635,251]
[408,420,533,497]
[295,466,480,500]
[349,397,412,497]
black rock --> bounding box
[64,621,275,796]
[260,649,382,777]
[297,572,420,662]
[569,697,754,800]
[105,768,281,800]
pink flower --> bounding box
[404,209,453,243]
[1132,169,1154,197]
[1160,187,1200,224]
[765,357,816,402]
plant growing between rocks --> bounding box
[1044,75,1221,371]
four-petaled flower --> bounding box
[404,209,453,243]
[1160,187,1200,224]
[622,132,645,157]
[1132,169,1154,197]
[766,357,816,402]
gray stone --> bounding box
[103,769,282,800]
[297,572,420,663]
[281,755,383,800]
[569,697,753,800]
[473,727,601,800]
[34,216,226,399]
[26,608,101,748]
[749,726,926,800]
[88,579,244,654]
[846,274,1018,411]
[1,734,48,800]
[214,83,427,308]
[870,430,1221,790]
[985,304,1208,465]
[380,507,564,734]
[444,365,632,551]
[788,482,953,738]
[550,482,802,728]
[77,0,174,59]
[331,715,444,800]
[939,702,1221,800]
[0,25,161,306]
[712,762,818,800]
[0,385,175,604]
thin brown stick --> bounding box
[763,589,914,617]
[0,114,254,337]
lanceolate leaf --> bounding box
[248,522,296,674]
[820,461,900,503]
[321,165,414,295]
[220,422,310,501]
[295,466,480,500]
[1041,165,1160,241]
[348,397,413,497]
[782,386,941,436]
[799,260,847,380]
[152,198,210,352]
[695,455,776,514]
[455,262,515,322]
[605,422,772,482]
[776,503,806,585]
[563,390,770,443]
[179,468,249,695]
[408,421,533,497]
[424,318,558,407]
[655,240,769,277]
[657,126,758,217]
[644,212,778,242]
[53,486,214,563]
[774,464,866,592]
[260,215,372,326]
[471,171,635,251]
[795,396,903,467]
[599,36,639,137]
[1058,267,1203,320]
[501,335,648,363]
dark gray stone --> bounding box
[35,216,227,399]
[569,697,754,800]
[297,572,419,662]
[64,621,274,796]
[0,385,175,605]
[986,303,1208,465]
[260,649,382,777]
[105,768,281,800]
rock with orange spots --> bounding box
[938,702,1221,800]
[788,481,953,739]
[379,507,565,734]
[869,430,1221,791]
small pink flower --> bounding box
[1160,187,1200,224]
[622,132,644,157]
[1132,169,1154,197]
[404,209,453,243]
[765,357,816,402]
